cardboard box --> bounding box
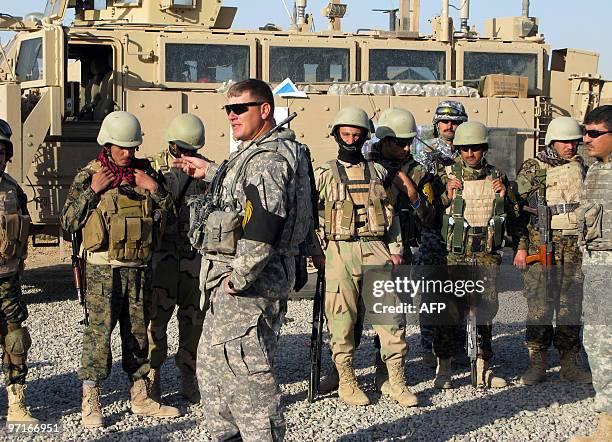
[479,74,529,98]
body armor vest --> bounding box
[537,159,582,233]
[578,163,612,251]
[323,160,388,240]
[0,175,30,277]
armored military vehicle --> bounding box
[0,0,609,238]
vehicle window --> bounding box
[368,49,446,82]
[165,43,249,83]
[269,46,350,83]
[463,52,538,90]
[16,37,43,82]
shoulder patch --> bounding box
[422,182,434,204]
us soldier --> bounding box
[314,106,417,407]
[414,101,469,367]
[61,111,180,428]
[175,79,317,441]
[572,105,612,442]
[0,119,37,423]
[442,121,515,388]
[147,114,207,404]
[513,117,591,385]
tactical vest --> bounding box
[323,160,388,240]
[81,161,156,265]
[0,175,30,277]
[578,163,612,251]
[442,163,505,254]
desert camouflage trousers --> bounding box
[197,283,285,442]
[79,264,151,382]
[0,273,29,385]
[149,251,204,375]
[324,240,407,365]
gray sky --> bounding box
[2,0,610,78]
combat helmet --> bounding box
[544,117,582,146]
[330,106,371,139]
[433,100,468,137]
[0,119,13,160]
[97,111,142,148]
[375,108,417,140]
[165,113,205,151]
[453,121,488,148]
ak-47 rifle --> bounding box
[308,269,325,403]
[466,253,478,387]
[70,232,89,326]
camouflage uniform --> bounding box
[194,128,315,441]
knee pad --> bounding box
[5,326,32,358]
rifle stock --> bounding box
[70,232,89,326]
[308,270,325,403]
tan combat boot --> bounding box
[336,359,369,406]
[130,378,181,418]
[318,365,339,394]
[571,413,612,442]
[560,350,592,384]
[374,353,389,392]
[520,349,548,385]
[7,384,38,424]
[434,358,453,389]
[81,383,104,428]
[383,359,418,407]
[475,357,507,388]
[179,369,201,404]
[148,368,161,403]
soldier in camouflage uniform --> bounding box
[61,111,179,428]
[147,114,207,404]
[572,105,612,442]
[176,79,318,441]
[513,117,591,385]
[0,119,38,423]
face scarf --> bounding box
[537,146,586,177]
[334,129,366,165]
[97,146,149,188]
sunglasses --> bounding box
[389,137,413,147]
[435,106,466,118]
[459,145,485,152]
[583,128,611,139]
[0,120,12,138]
[224,101,264,115]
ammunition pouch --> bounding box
[109,215,153,261]
[82,208,107,252]
[201,209,243,255]
[0,213,30,262]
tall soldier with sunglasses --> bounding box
[513,117,591,386]
[0,119,38,423]
[61,111,179,428]
[147,114,207,404]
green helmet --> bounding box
[453,121,488,147]
[545,117,582,146]
[330,106,371,139]
[0,119,13,160]
[96,111,142,148]
[165,113,205,151]
[375,108,417,140]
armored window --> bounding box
[269,47,350,83]
[16,37,43,82]
[368,49,446,82]
[164,43,249,84]
[463,52,538,90]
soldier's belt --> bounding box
[341,236,382,243]
[549,203,579,215]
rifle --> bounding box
[308,269,325,403]
[523,194,553,269]
[466,253,478,387]
[70,232,89,326]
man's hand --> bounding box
[390,254,404,266]
[223,276,239,295]
[173,156,210,179]
[90,167,114,194]
[491,178,506,198]
[134,169,159,193]
[446,178,462,200]
[312,254,325,271]
[513,249,528,269]
[393,171,418,203]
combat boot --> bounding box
[81,383,104,428]
[7,384,38,424]
[571,413,612,442]
[383,359,418,407]
[318,365,339,394]
[560,349,592,384]
[475,357,507,388]
[179,369,201,404]
[520,349,548,385]
[421,350,437,368]
[374,352,389,392]
[336,359,369,406]
[130,378,181,418]
[148,368,161,403]
[434,358,453,389]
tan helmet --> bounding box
[96,111,142,148]
[375,108,417,140]
[330,106,371,139]
[544,116,582,146]
[453,121,488,147]
[165,113,205,151]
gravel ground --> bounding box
[0,245,600,441]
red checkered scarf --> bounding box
[97,147,149,188]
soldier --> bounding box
[414,101,469,367]
[514,116,591,385]
[175,79,317,441]
[61,111,180,428]
[442,121,515,388]
[571,105,612,442]
[147,113,207,404]
[314,106,417,407]
[0,119,37,423]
